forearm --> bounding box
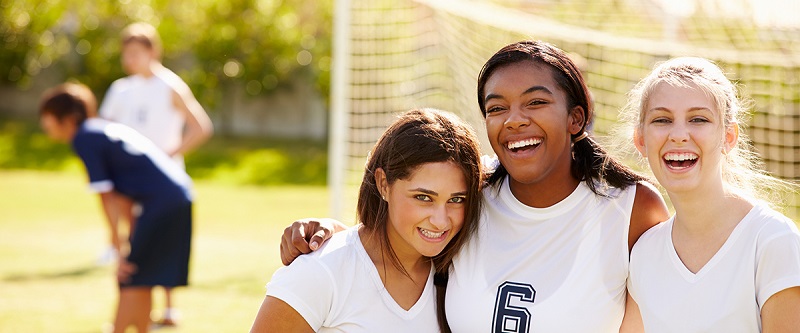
[98,192,122,252]
[173,122,212,156]
[171,89,213,156]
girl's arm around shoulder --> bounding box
[629,181,670,252]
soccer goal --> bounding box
[328,0,800,221]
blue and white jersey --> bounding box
[71,118,192,203]
[446,177,636,333]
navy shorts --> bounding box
[122,199,192,288]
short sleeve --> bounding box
[756,230,800,309]
[266,255,335,330]
[72,133,113,193]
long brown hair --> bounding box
[356,108,483,332]
[477,40,646,195]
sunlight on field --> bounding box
[0,170,330,332]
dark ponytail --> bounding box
[571,134,645,196]
[434,272,451,333]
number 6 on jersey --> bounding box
[492,281,536,333]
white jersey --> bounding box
[99,67,186,164]
[266,226,439,333]
[446,178,636,333]
[628,202,800,333]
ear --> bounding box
[568,106,585,135]
[374,168,389,199]
[633,128,646,156]
[724,122,739,153]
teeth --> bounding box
[419,228,445,239]
[507,138,542,150]
[664,152,698,161]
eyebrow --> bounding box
[484,85,553,103]
[648,106,713,113]
[410,188,468,197]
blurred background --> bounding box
[1,0,798,331]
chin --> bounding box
[418,247,446,258]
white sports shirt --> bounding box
[628,202,800,333]
[99,67,186,163]
[446,178,636,333]
[266,226,439,332]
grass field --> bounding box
[0,170,331,332]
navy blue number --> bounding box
[492,281,536,333]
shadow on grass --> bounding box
[2,263,106,282]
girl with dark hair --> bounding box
[39,83,193,333]
[251,108,484,332]
[280,41,669,332]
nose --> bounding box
[429,205,449,230]
[504,106,530,130]
[668,122,689,143]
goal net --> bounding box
[329,0,800,221]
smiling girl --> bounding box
[622,57,800,332]
[278,41,670,332]
[250,108,483,332]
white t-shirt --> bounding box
[266,226,439,333]
[99,67,186,164]
[628,202,800,333]
[446,178,636,333]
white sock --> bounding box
[163,308,180,320]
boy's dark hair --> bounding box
[39,83,97,125]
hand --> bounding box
[280,218,343,265]
[117,259,138,284]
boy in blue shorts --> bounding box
[40,83,193,333]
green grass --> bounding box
[0,170,331,332]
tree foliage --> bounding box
[0,0,333,109]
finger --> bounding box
[280,241,293,266]
[291,226,312,255]
[308,229,331,251]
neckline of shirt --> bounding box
[666,204,760,282]
[496,175,594,220]
[350,226,434,319]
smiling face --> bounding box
[377,161,468,259]
[635,82,738,195]
[482,61,584,187]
